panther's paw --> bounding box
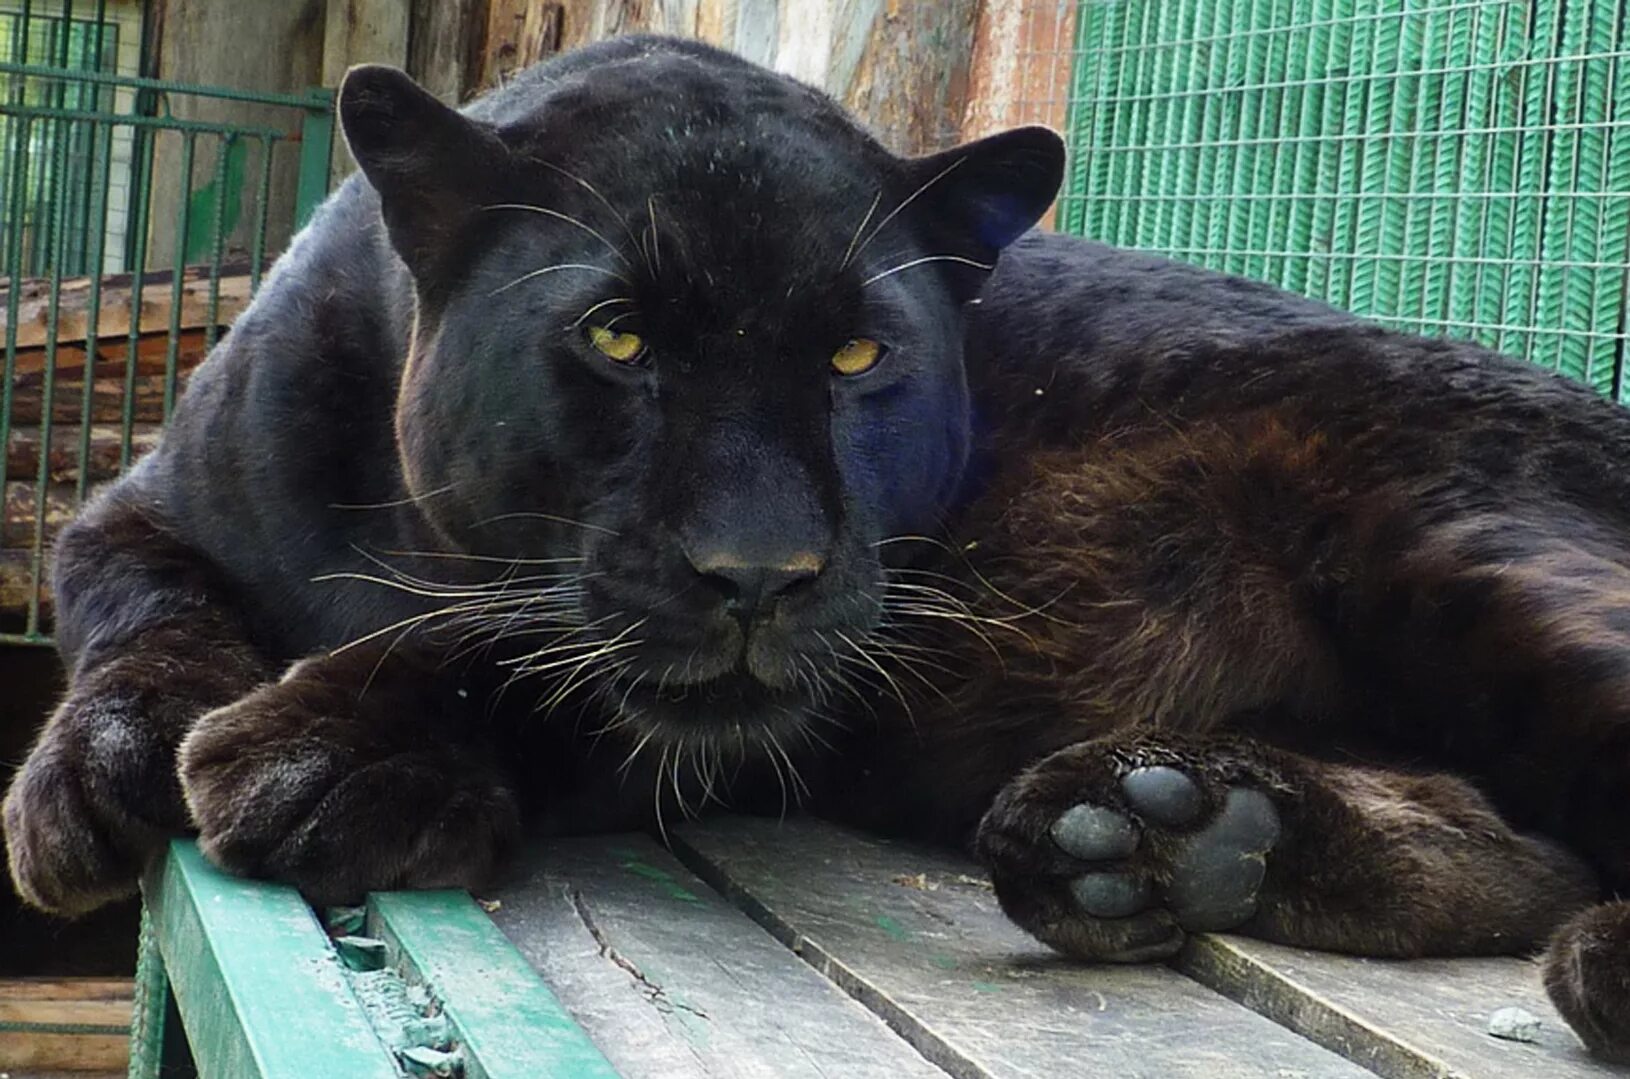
[3,694,190,916]
[1544,901,1630,1063]
[179,683,520,906]
[976,740,1282,961]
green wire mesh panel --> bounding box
[1057,0,1630,398]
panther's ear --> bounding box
[908,126,1065,256]
[338,64,509,278]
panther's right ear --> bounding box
[339,64,509,278]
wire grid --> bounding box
[1045,0,1630,399]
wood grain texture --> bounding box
[0,976,132,1073]
[670,816,1371,1078]
[489,835,946,1078]
[1181,934,1624,1079]
[0,268,253,353]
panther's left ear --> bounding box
[339,64,511,283]
[908,126,1065,255]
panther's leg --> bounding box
[3,493,269,914]
[178,642,520,905]
[976,730,1596,962]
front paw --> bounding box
[3,696,189,915]
[976,738,1284,962]
[178,683,520,905]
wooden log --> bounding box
[0,548,47,621]
[0,267,254,352]
[5,423,163,487]
[10,371,183,425]
[0,977,131,1073]
[3,481,79,550]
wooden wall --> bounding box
[143,0,1056,258]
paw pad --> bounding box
[1050,804,1139,859]
[1047,768,1281,934]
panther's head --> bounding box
[339,36,1062,751]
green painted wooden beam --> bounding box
[368,891,618,1079]
[143,841,401,1079]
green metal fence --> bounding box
[1,38,333,644]
[1058,0,1630,397]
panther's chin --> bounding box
[614,672,811,746]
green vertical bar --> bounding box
[1535,0,1591,379]
[1600,2,1630,400]
[1327,3,1378,309]
[1229,0,1281,277]
[292,90,334,231]
[121,116,153,471]
[0,113,28,508]
[1506,0,1560,362]
[1570,0,1620,394]
[1204,0,1254,270]
[28,117,73,636]
[127,904,171,1079]
[204,132,232,352]
[75,116,113,504]
[1446,1,1502,341]
[249,134,276,293]
[1183,0,1235,262]
[1349,3,1404,317]
[163,131,195,419]
[1282,0,1336,295]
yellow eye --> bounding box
[832,337,884,376]
[588,325,645,363]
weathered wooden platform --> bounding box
[131,817,1626,1078]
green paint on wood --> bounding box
[874,914,912,942]
[368,890,618,1079]
[143,841,399,1079]
[612,850,707,904]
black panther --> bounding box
[5,35,1628,1061]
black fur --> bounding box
[6,35,1630,1061]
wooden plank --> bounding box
[671,817,1373,1078]
[9,369,183,426]
[0,977,131,1073]
[0,548,51,620]
[407,0,488,102]
[1179,934,1623,1079]
[4,481,78,550]
[0,269,253,351]
[366,890,618,1079]
[490,835,947,1078]
[143,841,400,1079]
[325,0,414,183]
[5,424,162,487]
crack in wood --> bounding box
[567,887,711,1023]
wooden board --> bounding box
[367,890,618,1079]
[5,424,161,488]
[142,842,400,1079]
[669,817,1370,1078]
[489,835,948,1079]
[0,977,132,1073]
[1180,935,1622,1079]
[0,267,253,352]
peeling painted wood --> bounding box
[489,835,946,1078]
[142,841,399,1079]
[1180,934,1624,1079]
[671,817,1371,1078]
[367,890,618,1079]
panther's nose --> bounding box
[686,550,824,623]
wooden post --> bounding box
[324,0,414,183]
